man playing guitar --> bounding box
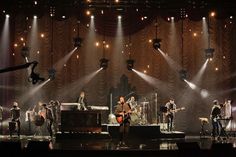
[165,98,185,132]
[114,96,131,146]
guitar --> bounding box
[165,107,185,116]
[116,110,133,124]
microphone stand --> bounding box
[121,102,125,145]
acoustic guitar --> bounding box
[116,110,133,124]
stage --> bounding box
[1,135,236,157]
[102,124,186,139]
[55,123,185,141]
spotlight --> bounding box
[205,48,214,59]
[48,68,56,80]
[73,37,83,48]
[179,69,187,81]
[21,46,30,58]
[100,58,109,69]
[28,61,45,84]
[126,59,135,71]
[152,38,162,50]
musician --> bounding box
[165,98,176,132]
[224,99,232,119]
[41,103,54,137]
[223,99,232,131]
[114,96,131,146]
[10,101,21,136]
[127,96,137,109]
[49,100,61,132]
[76,91,88,110]
[210,100,221,139]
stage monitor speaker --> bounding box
[211,143,234,157]
[27,141,50,151]
[0,141,21,152]
[177,142,201,157]
[177,142,200,150]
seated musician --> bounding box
[114,96,131,146]
[76,91,88,110]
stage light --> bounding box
[152,38,161,50]
[90,15,94,19]
[48,68,56,80]
[210,11,215,17]
[21,46,30,58]
[86,10,91,16]
[73,37,83,48]
[118,15,122,19]
[179,69,187,81]
[205,48,214,60]
[127,59,135,71]
[100,58,109,70]
[33,15,37,19]
[6,14,10,18]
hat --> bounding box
[42,103,47,107]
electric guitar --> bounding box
[165,107,185,116]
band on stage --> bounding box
[0,91,233,141]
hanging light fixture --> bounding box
[179,19,187,81]
[152,17,162,50]
[100,14,109,70]
[205,16,214,60]
[73,20,83,48]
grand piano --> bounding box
[60,103,108,133]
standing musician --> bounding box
[40,103,54,137]
[76,91,88,110]
[210,100,221,140]
[224,99,233,131]
[10,101,21,136]
[224,99,232,119]
[49,100,61,132]
[165,98,177,132]
[114,96,132,146]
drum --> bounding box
[34,115,45,126]
[130,112,141,125]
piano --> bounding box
[60,103,109,111]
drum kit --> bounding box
[130,101,149,125]
[25,110,45,127]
